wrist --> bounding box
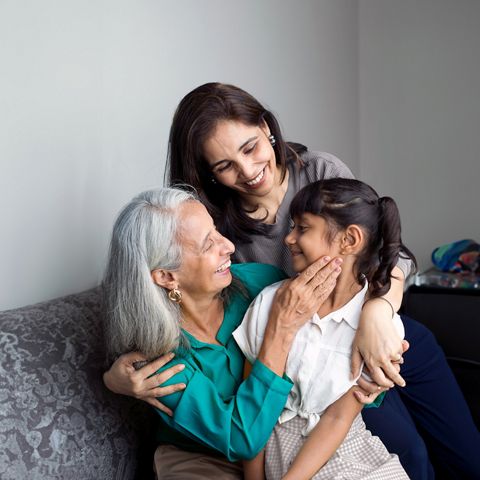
[362,297,395,318]
[258,324,295,376]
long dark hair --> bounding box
[167,82,305,244]
[290,178,417,298]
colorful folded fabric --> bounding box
[432,239,480,273]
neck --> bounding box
[317,261,363,317]
[180,294,224,343]
[242,166,289,224]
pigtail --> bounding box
[370,197,417,298]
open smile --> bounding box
[245,167,266,187]
[215,260,232,274]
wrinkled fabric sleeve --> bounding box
[232,289,271,363]
[156,359,292,461]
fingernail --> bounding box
[335,258,343,265]
[169,352,175,359]
[178,364,185,370]
[324,256,331,262]
[335,266,342,272]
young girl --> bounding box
[233,178,416,480]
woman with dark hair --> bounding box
[104,83,480,479]
[236,178,413,479]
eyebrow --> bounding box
[210,136,258,168]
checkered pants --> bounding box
[264,414,409,479]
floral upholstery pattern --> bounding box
[0,288,156,479]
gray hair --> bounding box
[103,187,197,361]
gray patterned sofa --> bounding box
[0,288,157,480]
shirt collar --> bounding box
[312,282,368,329]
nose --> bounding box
[219,233,235,256]
[237,158,257,179]
[284,229,295,246]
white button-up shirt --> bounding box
[233,281,404,436]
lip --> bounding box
[215,259,232,275]
[289,249,303,257]
[244,167,267,189]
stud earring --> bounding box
[268,134,276,147]
[211,177,217,184]
[168,288,182,304]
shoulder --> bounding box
[250,280,287,307]
[231,263,287,300]
[299,150,355,180]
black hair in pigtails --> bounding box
[290,178,417,297]
[369,197,416,298]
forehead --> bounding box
[203,120,260,161]
[295,212,328,227]
[177,201,214,247]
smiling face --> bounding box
[173,201,235,300]
[285,213,343,273]
[202,120,280,200]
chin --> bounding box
[291,258,307,274]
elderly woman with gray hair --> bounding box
[103,187,356,478]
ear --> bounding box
[151,269,178,289]
[340,225,365,254]
[259,119,271,137]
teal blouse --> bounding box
[154,263,292,462]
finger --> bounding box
[401,340,410,353]
[356,375,383,394]
[118,351,149,373]
[144,363,186,389]
[365,366,394,389]
[308,259,343,289]
[145,397,173,416]
[350,348,363,380]
[296,256,333,284]
[311,274,336,301]
[121,351,149,363]
[309,259,342,289]
[150,383,187,398]
[355,385,389,404]
[139,352,176,378]
[380,361,406,387]
[354,390,378,405]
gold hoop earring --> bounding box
[168,288,182,303]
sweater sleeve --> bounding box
[155,358,292,461]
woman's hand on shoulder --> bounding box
[351,299,409,388]
[103,351,186,416]
[269,256,342,335]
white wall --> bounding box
[359,0,480,269]
[0,0,359,310]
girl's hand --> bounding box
[269,256,342,335]
[353,384,390,405]
[351,298,409,388]
[354,361,403,403]
[103,352,186,416]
